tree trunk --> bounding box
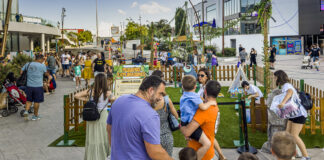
[263,16,270,97]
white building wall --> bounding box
[213,34,264,56]
[269,0,299,36]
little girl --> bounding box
[73,61,82,89]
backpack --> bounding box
[82,89,105,121]
[298,91,313,110]
[17,62,31,87]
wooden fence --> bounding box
[159,65,256,83]
[246,97,268,133]
[64,65,324,135]
[64,78,114,132]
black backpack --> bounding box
[298,91,313,110]
[82,89,105,121]
[17,62,31,87]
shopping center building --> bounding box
[0,0,60,54]
[187,0,324,55]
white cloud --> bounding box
[118,9,126,15]
[131,2,138,8]
[90,21,114,37]
[139,1,171,15]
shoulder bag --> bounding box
[165,96,180,131]
[17,62,31,87]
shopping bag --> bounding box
[270,93,303,119]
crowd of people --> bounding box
[0,46,315,159]
[72,59,311,160]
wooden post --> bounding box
[250,98,256,133]
[227,65,230,81]
[246,64,250,80]
[64,95,70,144]
[212,65,215,80]
[174,66,177,88]
[260,98,267,132]
[168,66,172,83]
[223,65,226,81]
[164,66,167,81]
[231,65,234,80]
[215,66,218,80]
[219,66,222,81]
[74,99,80,131]
[311,99,316,134]
[321,98,324,135]
[253,65,256,86]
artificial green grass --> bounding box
[49,86,324,148]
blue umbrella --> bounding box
[193,21,211,27]
[212,19,216,28]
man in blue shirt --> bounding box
[107,76,172,160]
[21,54,47,120]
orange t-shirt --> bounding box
[188,105,219,160]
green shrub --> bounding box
[0,54,33,83]
[215,48,236,57]
[205,45,216,53]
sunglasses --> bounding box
[198,74,205,78]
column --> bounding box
[46,38,50,53]
[30,38,34,51]
[41,33,45,54]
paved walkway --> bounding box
[1,70,324,160]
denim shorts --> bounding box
[26,87,44,103]
[62,64,69,70]
[313,56,319,62]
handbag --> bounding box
[270,92,303,119]
[164,96,179,131]
[17,62,31,87]
[82,89,106,121]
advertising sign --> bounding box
[114,79,143,97]
[111,26,119,37]
[321,0,324,11]
[287,41,294,55]
[114,65,149,79]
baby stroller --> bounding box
[1,79,33,117]
[301,55,312,69]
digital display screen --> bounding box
[321,0,324,11]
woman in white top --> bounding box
[274,70,310,160]
[75,73,114,160]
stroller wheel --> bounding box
[1,110,9,117]
[10,106,18,113]
[20,110,25,117]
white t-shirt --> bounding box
[61,54,70,65]
[281,83,307,118]
[162,52,168,61]
[247,84,263,100]
[198,84,205,98]
[160,52,166,61]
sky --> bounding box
[19,0,202,37]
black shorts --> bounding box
[26,87,44,103]
[289,116,306,124]
[240,59,246,63]
[269,57,276,63]
[181,121,202,141]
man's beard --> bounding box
[149,93,160,109]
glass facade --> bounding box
[206,4,216,22]
[225,0,240,16]
[0,0,19,20]
[224,0,262,35]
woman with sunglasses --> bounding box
[197,68,211,99]
[151,70,179,156]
